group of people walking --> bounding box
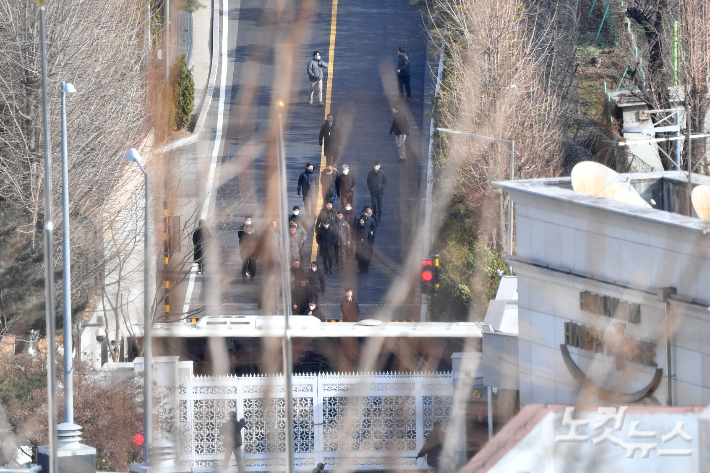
[190,46,415,321]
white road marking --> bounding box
[183,0,236,315]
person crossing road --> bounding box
[319,114,341,166]
[307,51,328,106]
[336,164,356,210]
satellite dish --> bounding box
[691,185,710,221]
[571,161,650,208]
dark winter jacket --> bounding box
[320,168,339,200]
[340,296,360,322]
[297,169,318,196]
[341,208,357,230]
[307,267,327,295]
[238,227,260,260]
[367,169,388,195]
[220,417,247,448]
[301,303,326,321]
[316,225,338,258]
[390,111,409,136]
[291,281,319,314]
[316,207,337,232]
[417,428,443,468]
[354,219,374,260]
[307,58,327,81]
[319,121,340,158]
[336,173,357,198]
[334,218,351,246]
[397,54,410,77]
[192,226,210,260]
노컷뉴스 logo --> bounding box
[555,406,693,458]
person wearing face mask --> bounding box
[289,205,303,228]
[307,51,328,106]
[334,211,351,268]
[341,204,356,256]
[354,217,374,274]
[291,274,318,314]
[336,164,357,210]
[316,218,338,274]
[302,300,325,321]
[361,206,378,243]
[307,261,326,299]
[289,222,306,263]
[290,259,305,283]
[340,288,359,322]
[237,217,260,282]
[319,114,341,166]
[366,161,387,221]
[297,163,318,216]
[316,201,337,233]
[320,165,339,206]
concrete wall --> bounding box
[510,187,710,406]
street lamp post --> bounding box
[436,128,516,257]
[125,148,153,465]
[60,81,76,424]
[39,6,59,473]
[275,101,295,473]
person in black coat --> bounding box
[192,219,210,274]
[336,164,357,210]
[307,261,327,298]
[316,201,337,233]
[360,207,378,243]
[396,46,411,100]
[316,222,338,274]
[291,275,318,315]
[302,300,325,321]
[390,105,409,161]
[366,161,387,221]
[319,114,340,166]
[220,412,247,472]
[340,288,359,322]
[297,163,318,216]
[320,165,339,206]
[238,217,259,282]
[354,217,374,274]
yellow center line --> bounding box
[310,0,338,262]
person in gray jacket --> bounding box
[307,51,328,106]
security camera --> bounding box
[96,327,106,343]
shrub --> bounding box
[175,53,194,130]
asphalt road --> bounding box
[169,0,429,321]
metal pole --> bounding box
[164,0,170,81]
[687,105,692,217]
[487,386,493,440]
[665,301,673,406]
[508,141,514,257]
[136,162,152,465]
[40,7,58,473]
[147,1,151,51]
[675,110,680,171]
[277,110,295,473]
[60,83,73,424]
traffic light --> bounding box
[421,257,439,294]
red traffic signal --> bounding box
[421,258,438,294]
[421,269,434,282]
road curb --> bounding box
[158,0,220,153]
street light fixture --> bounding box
[436,128,516,258]
[60,81,76,425]
[124,148,153,466]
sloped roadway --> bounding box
[170,0,429,321]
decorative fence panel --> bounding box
[176,372,453,471]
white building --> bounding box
[496,171,710,407]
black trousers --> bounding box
[370,192,383,220]
[241,258,256,279]
[357,257,370,274]
[398,75,411,99]
[340,193,354,211]
[321,254,333,273]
